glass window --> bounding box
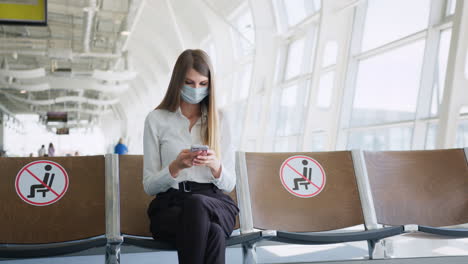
[235,10,255,43]
[276,85,298,136]
[275,82,309,137]
[233,100,247,148]
[274,137,288,152]
[308,132,327,151]
[282,0,321,27]
[425,123,437,149]
[322,41,338,67]
[246,94,263,138]
[274,136,299,152]
[431,29,452,116]
[284,37,305,80]
[245,139,256,151]
[456,120,468,147]
[224,101,247,149]
[239,63,253,100]
[302,25,319,74]
[273,50,282,84]
[460,106,468,114]
[350,40,425,127]
[316,71,334,109]
[219,74,235,107]
[202,40,217,70]
[347,126,413,150]
[362,0,430,51]
[465,47,468,79]
[233,10,255,57]
[446,0,457,16]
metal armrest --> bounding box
[271,226,404,245]
[226,231,262,246]
[0,236,106,258]
[418,226,468,238]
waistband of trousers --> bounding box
[160,181,218,195]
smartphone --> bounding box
[190,144,208,156]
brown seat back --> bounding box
[229,190,240,230]
[119,155,239,237]
[245,151,364,232]
[364,149,468,227]
[0,156,105,243]
[119,155,152,236]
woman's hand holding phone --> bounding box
[169,145,222,178]
[169,149,200,177]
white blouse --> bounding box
[143,107,236,195]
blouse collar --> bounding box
[176,104,208,121]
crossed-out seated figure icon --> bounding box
[292,160,312,191]
[27,165,55,198]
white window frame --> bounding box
[337,0,454,151]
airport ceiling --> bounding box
[0,0,248,131]
[0,0,146,129]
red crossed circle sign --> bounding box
[279,155,326,198]
[15,160,69,206]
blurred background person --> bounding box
[114,138,128,155]
[48,143,55,157]
[38,145,46,157]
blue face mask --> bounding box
[180,85,209,104]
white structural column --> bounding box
[335,1,367,150]
[411,0,445,149]
[437,0,468,148]
[199,1,236,106]
[242,0,278,151]
[301,5,326,151]
[164,0,185,51]
[302,1,356,151]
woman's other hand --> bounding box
[193,149,222,178]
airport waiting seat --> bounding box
[362,148,468,237]
[0,156,106,258]
[105,154,260,263]
[235,151,404,259]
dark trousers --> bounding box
[147,182,239,264]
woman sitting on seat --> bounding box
[143,49,238,264]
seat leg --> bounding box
[368,239,391,259]
[105,240,123,264]
[242,241,257,264]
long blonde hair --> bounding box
[156,49,220,156]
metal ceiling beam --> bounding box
[83,0,98,53]
[1,91,120,106]
[0,50,121,59]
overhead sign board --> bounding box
[0,0,47,26]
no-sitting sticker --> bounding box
[15,160,69,206]
[279,155,326,198]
